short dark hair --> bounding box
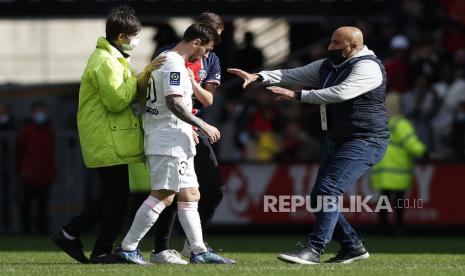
[197,12,224,32]
[105,5,142,41]
[182,23,220,46]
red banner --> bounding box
[211,164,465,225]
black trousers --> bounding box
[1,171,12,233]
[152,132,225,253]
[21,185,50,234]
[378,190,406,227]
[63,164,129,257]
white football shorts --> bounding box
[147,154,198,192]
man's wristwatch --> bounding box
[255,74,264,82]
[294,91,302,100]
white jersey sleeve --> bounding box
[161,60,186,96]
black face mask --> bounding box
[327,48,348,65]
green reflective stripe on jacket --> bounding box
[371,115,426,191]
[77,37,144,168]
[372,167,413,174]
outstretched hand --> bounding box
[266,86,296,101]
[227,68,259,89]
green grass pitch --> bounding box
[0,235,464,275]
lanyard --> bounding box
[319,68,349,131]
[322,71,333,88]
[320,71,333,131]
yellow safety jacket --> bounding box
[77,37,144,168]
[371,115,426,191]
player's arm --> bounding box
[188,55,221,107]
[192,82,216,107]
[166,95,220,143]
[187,69,216,107]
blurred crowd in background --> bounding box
[210,0,465,162]
[1,1,465,164]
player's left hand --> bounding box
[266,86,296,100]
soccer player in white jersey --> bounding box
[116,23,233,264]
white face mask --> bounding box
[122,38,140,51]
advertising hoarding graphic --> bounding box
[213,164,465,225]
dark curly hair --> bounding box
[182,23,221,46]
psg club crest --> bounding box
[198,69,207,80]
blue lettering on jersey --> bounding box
[170,72,180,85]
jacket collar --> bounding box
[332,45,375,68]
[96,37,130,59]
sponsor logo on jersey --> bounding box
[170,72,180,85]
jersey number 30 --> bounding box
[146,75,157,103]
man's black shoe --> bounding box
[277,246,320,264]
[90,253,127,264]
[51,230,89,264]
[326,243,369,264]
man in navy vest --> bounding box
[228,26,388,264]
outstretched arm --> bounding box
[227,59,323,89]
[265,60,383,104]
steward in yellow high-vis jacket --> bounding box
[77,36,144,167]
[371,114,426,190]
[51,5,164,264]
[371,92,426,232]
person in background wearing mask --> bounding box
[229,26,388,264]
[0,103,14,234]
[371,93,426,235]
[50,5,165,264]
[16,102,56,235]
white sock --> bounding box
[62,229,76,240]
[121,196,166,251]
[177,201,207,254]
